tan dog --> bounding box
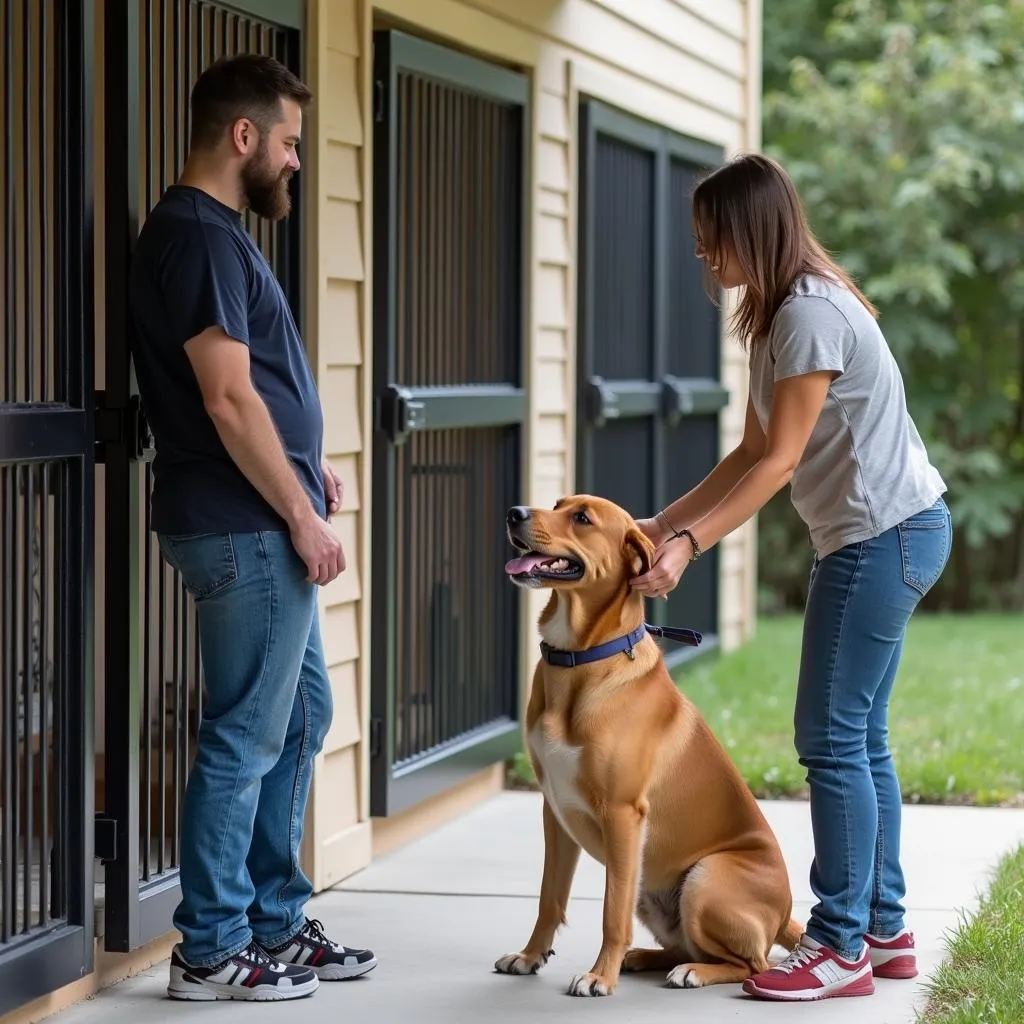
[494,495,801,997]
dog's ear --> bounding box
[623,524,655,577]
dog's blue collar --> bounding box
[540,622,702,669]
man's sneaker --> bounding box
[266,918,377,981]
[742,934,875,1001]
[167,940,319,1001]
[866,927,918,979]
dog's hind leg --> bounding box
[494,799,580,977]
[621,947,685,973]
[661,855,777,990]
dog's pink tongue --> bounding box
[505,553,547,575]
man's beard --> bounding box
[240,141,293,220]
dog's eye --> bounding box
[573,511,591,526]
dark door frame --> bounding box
[0,0,97,1014]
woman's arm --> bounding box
[631,369,833,597]
[640,393,767,546]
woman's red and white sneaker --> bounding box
[866,927,918,979]
[742,934,875,1001]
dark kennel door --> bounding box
[576,100,727,663]
[99,0,304,954]
[369,30,529,816]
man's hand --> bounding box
[290,510,346,586]
[322,457,344,517]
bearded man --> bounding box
[127,53,376,1002]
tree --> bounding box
[759,0,1024,610]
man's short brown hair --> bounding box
[189,53,312,151]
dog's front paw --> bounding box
[494,949,553,976]
[666,963,705,989]
[567,972,613,997]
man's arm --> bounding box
[184,326,345,584]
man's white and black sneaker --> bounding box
[167,940,319,1001]
[266,918,377,981]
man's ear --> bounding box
[623,525,655,577]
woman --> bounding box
[631,153,952,1002]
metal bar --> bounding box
[380,384,527,437]
[11,465,23,936]
[39,462,50,925]
[158,556,167,875]
[581,378,662,422]
[102,0,143,952]
[24,0,36,403]
[0,408,91,463]
[40,0,49,402]
[369,28,400,814]
[2,467,14,941]
[68,0,98,959]
[171,577,181,867]
[23,466,35,931]
[662,376,731,418]
[4,0,15,404]
[141,466,153,881]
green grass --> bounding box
[508,612,1024,807]
[920,842,1024,1023]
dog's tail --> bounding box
[777,917,803,950]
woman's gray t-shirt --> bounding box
[748,274,946,558]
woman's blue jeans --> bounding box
[795,497,952,961]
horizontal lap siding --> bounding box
[307,0,760,885]
[304,0,372,890]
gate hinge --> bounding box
[374,79,385,123]
[94,390,156,464]
[95,815,118,863]
[369,717,383,759]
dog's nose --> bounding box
[506,506,530,526]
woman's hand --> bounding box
[629,534,695,600]
[632,516,669,548]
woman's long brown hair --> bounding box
[691,153,876,348]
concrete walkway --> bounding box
[55,792,1024,1024]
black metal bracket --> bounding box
[94,390,156,464]
[377,385,426,445]
[661,375,730,425]
[94,815,118,864]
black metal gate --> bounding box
[577,101,727,662]
[370,31,528,816]
[0,0,96,1014]
[99,0,303,953]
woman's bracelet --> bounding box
[655,510,702,561]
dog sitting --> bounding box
[494,494,801,997]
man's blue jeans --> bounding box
[795,497,952,961]
[157,529,333,967]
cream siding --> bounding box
[304,0,762,884]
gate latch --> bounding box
[95,814,118,863]
[377,385,426,445]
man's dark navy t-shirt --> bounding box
[128,185,325,534]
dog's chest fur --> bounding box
[527,719,592,834]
